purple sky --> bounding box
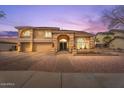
[0,5,115,33]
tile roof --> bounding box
[109,29,124,33]
[15,26,94,36]
[15,26,60,30]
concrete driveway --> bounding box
[0,52,124,88]
[0,52,124,72]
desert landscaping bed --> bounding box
[76,51,119,56]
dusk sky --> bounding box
[0,5,115,34]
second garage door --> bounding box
[21,42,31,52]
[33,43,52,52]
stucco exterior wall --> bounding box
[34,30,45,39]
[109,38,124,49]
[33,30,45,39]
[33,29,54,39]
[113,32,124,37]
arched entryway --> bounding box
[59,39,67,51]
[57,35,69,51]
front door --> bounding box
[60,42,67,51]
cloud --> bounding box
[54,16,108,33]
[84,18,108,33]
[54,18,83,26]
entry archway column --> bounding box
[52,34,58,53]
[68,34,74,53]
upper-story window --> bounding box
[21,31,31,38]
[45,31,52,38]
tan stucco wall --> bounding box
[33,30,45,39]
[113,32,124,37]
[109,38,124,49]
[33,29,53,39]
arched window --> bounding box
[22,31,30,37]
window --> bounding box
[22,31,30,37]
[76,38,90,49]
[76,38,85,49]
[45,31,52,38]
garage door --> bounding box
[34,43,52,52]
[21,43,30,52]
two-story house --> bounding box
[16,26,95,53]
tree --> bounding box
[0,10,6,18]
[95,38,100,42]
[103,35,112,47]
[102,6,124,29]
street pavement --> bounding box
[0,71,124,88]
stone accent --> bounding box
[72,49,77,55]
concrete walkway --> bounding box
[0,71,124,88]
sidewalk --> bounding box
[0,71,124,88]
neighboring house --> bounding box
[109,29,124,38]
[109,29,124,49]
[95,32,114,48]
[16,26,95,53]
[0,38,17,51]
[109,36,124,49]
[95,29,124,49]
